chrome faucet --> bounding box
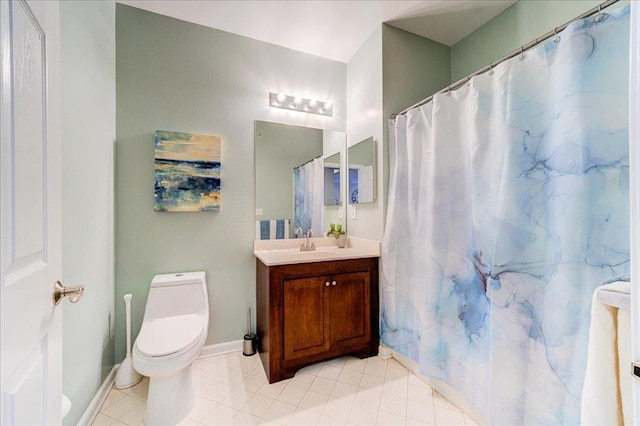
[294,227,303,239]
[300,228,316,251]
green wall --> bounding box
[61,2,115,425]
[115,4,346,362]
[451,0,602,81]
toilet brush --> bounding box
[115,294,142,389]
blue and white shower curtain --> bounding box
[382,6,630,425]
[294,157,323,235]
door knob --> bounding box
[332,281,337,286]
[53,281,85,305]
[325,282,330,287]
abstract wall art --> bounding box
[154,130,221,212]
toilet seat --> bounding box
[136,314,204,357]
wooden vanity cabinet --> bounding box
[256,257,379,383]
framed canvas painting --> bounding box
[154,130,221,212]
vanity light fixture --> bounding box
[269,92,333,117]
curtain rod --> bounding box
[392,0,620,118]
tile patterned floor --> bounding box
[94,352,479,426]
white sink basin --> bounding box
[254,239,380,266]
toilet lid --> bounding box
[136,314,204,357]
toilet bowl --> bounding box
[132,271,209,425]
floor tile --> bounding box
[101,395,144,419]
[330,382,358,400]
[434,406,466,425]
[406,398,435,424]
[92,413,118,426]
[239,374,268,393]
[101,389,127,410]
[230,411,261,425]
[194,376,217,397]
[325,357,348,368]
[464,414,482,426]
[288,373,315,390]
[221,388,255,410]
[347,401,379,425]
[201,404,238,425]
[202,382,234,402]
[376,408,406,425]
[187,397,217,422]
[317,365,342,381]
[97,351,476,426]
[177,418,203,426]
[358,373,384,390]
[316,413,347,425]
[288,406,321,425]
[433,392,462,412]
[241,393,275,417]
[308,376,336,396]
[322,397,353,421]
[343,358,367,373]
[408,384,433,404]
[378,394,407,417]
[298,390,329,413]
[363,363,387,379]
[119,403,145,426]
[337,369,362,386]
[261,400,297,423]
[382,379,408,398]
[255,380,287,399]
[275,383,305,406]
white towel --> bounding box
[581,281,631,426]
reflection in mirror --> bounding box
[324,152,341,206]
[348,137,375,204]
[255,121,345,240]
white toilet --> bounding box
[132,271,209,425]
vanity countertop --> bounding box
[254,237,380,266]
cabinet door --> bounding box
[330,272,371,349]
[283,276,331,361]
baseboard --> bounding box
[198,339,244,358]
[77,364,118,426]
[77,340,242,425]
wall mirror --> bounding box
[255,120,345,239]
[348,137,375,204]
[324,152,341,206]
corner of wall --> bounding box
[61,1,116,424]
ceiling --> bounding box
[118,0,516,63]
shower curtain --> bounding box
[382,6,630,425]
[294,157,323,235]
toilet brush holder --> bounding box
[243,307,257,356]
[115,294,142,389]
[243,333,257,356]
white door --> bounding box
[631,2,640,423]
[1,0,63,424]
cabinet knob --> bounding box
[325,282,330,287]
[332,281,337,286]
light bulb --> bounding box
[276,93,286,103]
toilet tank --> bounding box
[143,271,209,321]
